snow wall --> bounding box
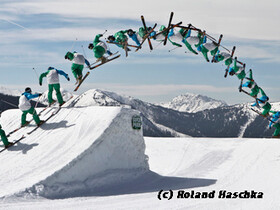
[0,97,149,199]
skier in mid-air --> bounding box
[88,34,113,63]
[197,35,219,62]
[251,88,271,117]
[18,87,43,127]
[241,69,260,98]
[107,30,130,51]
[64,51,90,84]
[269,111,280,138]
[182,28,204,55]
[228,57,246,91]
[39,67,70,106]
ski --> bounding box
[140,16,154,50]
[74,72,90,91]
[163,12,174,45]
[90,54,120,70]
[27,106,61,135]
[211,34,223,63]
[106,41,140,49]
[89,51,119,67]
[6,106,49,137]
[0,135,25,153]
[136,23,157,52]
[250,108,272,122]
[224,46,236,78]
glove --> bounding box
[39,81,42,86]
[99,34,103,37]
[38,93,42,97]
[67,77,70,81]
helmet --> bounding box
[25,87,32,93]
[127,29,134,36]
[88,43,94,49]
[107,35,115,42]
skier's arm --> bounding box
[56,70,70,81]
[25,92,40,100]
[85,59,90,67]
[39,72,48,86]
[93,34,102,46]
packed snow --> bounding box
[0,91,280,209]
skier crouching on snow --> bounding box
[39,67,70,106]
[88,34,113,63]
[65,51,90,84]
[269,111,280,138]
[18,87,43,127]
[0,113,13,148]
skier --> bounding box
[197,35,219,62]
[107,30,130,51]
[228,57,246,91]
[0,113,13,148]
[241,69,260,98]
[150,25,168,42]
[127,29,142,47]
[213,51,233,66]
[88,34,113,63]
[251,88,271,117]
[39,67,70,106]
[166,28,183,48]
[18,87,43,127]
[269,111,280,138]
[64,51,90,84]
[182,29,204,55]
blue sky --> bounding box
[0,0,280,105]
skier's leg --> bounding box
[0,128,9,146]
[273,124,280,136]
[201,46,209,62]
[21,111,28,126]
[48,84,55,105]
[28,107,41,125]
[53,84,64,105]
[184,42,198,55]
[210,47,218,56]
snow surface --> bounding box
[0,96,148,200]
[1,137,280,209]
[1,92,280,209]
[160,93,227,113]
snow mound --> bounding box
[160,93,227,113]
[0,97,148,199]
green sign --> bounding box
[132,115,142,130]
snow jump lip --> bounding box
[0,106,148,198]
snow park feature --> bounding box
[1,6,280,209]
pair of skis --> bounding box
[0,105,62,153]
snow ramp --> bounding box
[0,99,148,199]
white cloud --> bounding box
[1,0,280,40]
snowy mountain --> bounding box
[160,93,227,113]
[75,89,274,138]
[0,86,21,96]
